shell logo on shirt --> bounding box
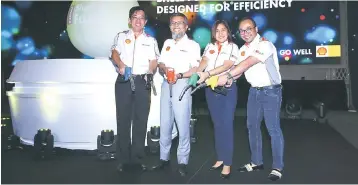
[209,50,215,54]
[260,37,267,42]
[166,46,171,51]
[125,39,131,44]
[241,51,245,56]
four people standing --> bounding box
[111,6,284,182]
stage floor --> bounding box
[2,116,358,184]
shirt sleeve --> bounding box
[229,44,240,65]
[158,40,168,65]
[202,43,211,59]
[250,41,274,63]
[110,32,121,57]
[190,42,201,68]
[148,38,160,61]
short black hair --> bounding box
[169,13,188,25]
[129,6,147,20]
[239,17,257,28]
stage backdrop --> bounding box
[1,1,342,66]
[138,1,342,65]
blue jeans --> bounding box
[206,84,238,166]
[247,86,284,170]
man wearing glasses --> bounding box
[215,17,284,181]
[151,13,201,176]
[110,6,159,173]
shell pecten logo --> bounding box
[317,47,327,56]
[315,45,341,58]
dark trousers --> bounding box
[205,84,238,166]
[115,75,150,164]
[247,86,284,170]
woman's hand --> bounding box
[197,71,210,84]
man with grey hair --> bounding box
[151,13,201,176]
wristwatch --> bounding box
[176,73,183,79]
[226,72,233,80]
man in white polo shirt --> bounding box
[215,17,284,181]
[151,13,201,176]
[110,6,159,173]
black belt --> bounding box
[117,74,146,83]
[118,74,146,78]
[252,84,281,90]
[132,74,146,78]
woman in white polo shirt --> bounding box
[195,20,240,179]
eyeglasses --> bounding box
[131,16,145,21]
[170,21,185,26]
[238,27,255,34]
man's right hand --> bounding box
[225,78,234,87]
[158,64,167,77]
[168,74,178,84]
[216,75,229,87]
[111,50,126,75]
[119,67,125,75]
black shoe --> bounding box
[237,163,264,172]
[151,160,170,171]
[178,164,187,176]
[220,165,231,179]
[209,163,223,171]
[220,172,230,179]
[131,163,147,172]
[268,169,282,181]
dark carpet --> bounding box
[2,116,358,184]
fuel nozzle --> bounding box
[191,76,228,96]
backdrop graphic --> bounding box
[138,0,341,65]
[1,1,342,67]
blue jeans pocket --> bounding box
[264,88,280,97]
